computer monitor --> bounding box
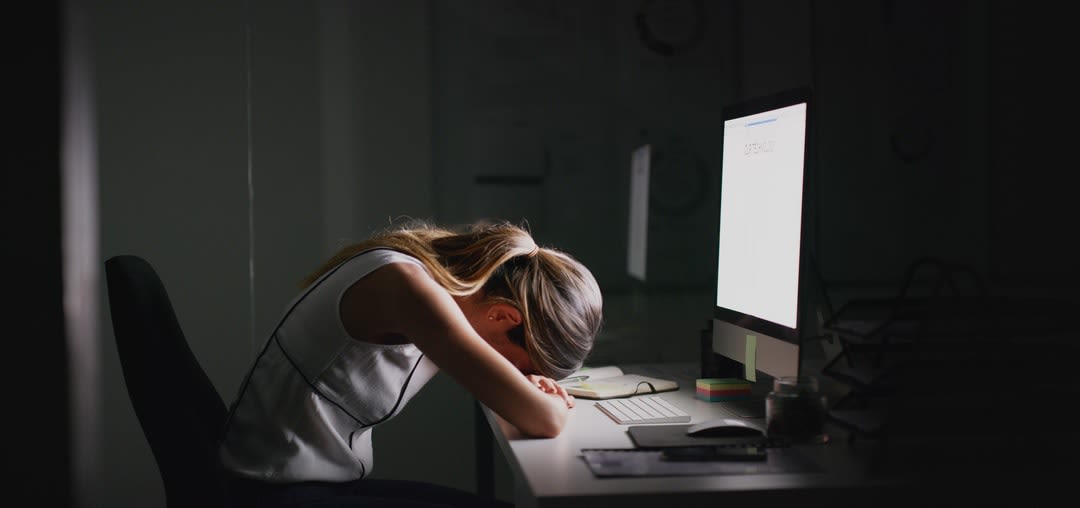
[711,87,812,383]
[626,144,652,282]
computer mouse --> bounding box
[685,418,766,438]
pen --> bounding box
[559,375,589,384]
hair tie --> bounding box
[527,245,541,258]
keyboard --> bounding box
[594,395,691,425]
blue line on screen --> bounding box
[746,118,777,127]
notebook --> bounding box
[558,365,678,399]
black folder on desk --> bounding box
[580,448,821,478]
[579,425,821,478]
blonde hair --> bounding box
[302,219,603,379]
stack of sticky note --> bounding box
[695,378,752,402]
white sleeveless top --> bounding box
[219,249,440,482]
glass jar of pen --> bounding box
[766,376,829,444]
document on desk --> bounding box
[580,448,821,477]
[559,365,678,399]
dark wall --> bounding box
[984,2,1077,289]
[811,0,1077,296]
[6,2,70,506]
[428,0,1080,300]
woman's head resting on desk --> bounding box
[302,219,604,380]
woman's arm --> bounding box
[342,261,570,438]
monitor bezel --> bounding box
[712,86,814,347]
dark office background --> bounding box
[6,1,1077,506]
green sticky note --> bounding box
[744,334,757,382]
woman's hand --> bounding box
[526,374,575,408]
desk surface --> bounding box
[481,362,905,508]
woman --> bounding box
[219,219,603,507]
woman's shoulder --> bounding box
[308,248,430,293]
[358,248,423,266]
[336,249,442,327]
[336,248,427,275]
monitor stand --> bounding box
[700,319,787,420]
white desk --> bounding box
[480,362,904,508]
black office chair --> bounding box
[105,255,228,508]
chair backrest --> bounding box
[105,255,227,508]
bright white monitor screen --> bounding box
[715,102,807,329]
[626,144,651,281]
